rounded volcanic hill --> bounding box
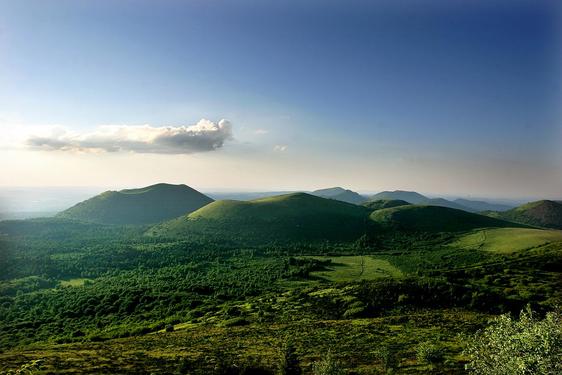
[149,192,372,243]
[496,200,562,229]
[362,199,411,211]
[57,183,213,225]
[370,204,526,232]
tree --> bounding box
[464,308,562,374]
[312,351,344,375]
[416,341,443,366]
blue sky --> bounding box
[0,0,560,198]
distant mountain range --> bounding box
[368,190,514,213]
[19,183,556,234]
[1,183,550,244]
[207,187,516,213]
[453,198,513,212]
[310,187,367,205]
[57,183,213,225]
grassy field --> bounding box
[59,278,92,287]
[448,228,562,253]
[305,255,403,281]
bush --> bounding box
[416,341,443,365]
[342,306,365,319]
[312,351,345,375]
[165,324,174,332]
[373,345,398,372]
[464,308,562,374]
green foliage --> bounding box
[312,351,345,375]
[415,341,443,365]
[373,345,398,372]
[3,359,45,374]
[221,317,249,327]
[1,198,561,373]
[464,308,562,375]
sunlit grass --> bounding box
[304,255,403,281]
[449,228,562,253]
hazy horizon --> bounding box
[0,183,548,219]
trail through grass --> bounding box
[449,228,562,253]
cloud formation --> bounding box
[26,119,233,154]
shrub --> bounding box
[342,306,365,319]
[416,341,443,365]
[373,345,398,372]
[464,308,562,374]
[312,351,345,375]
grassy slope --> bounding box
[0,310,486,375]
[492,200,562,229]
[306,255,403,281]
[150,193,372,243]
[448,228,562,253]
[370,205,525,232]
[57,183,213,225]
[363,199,410,211]
[369,190,428,204]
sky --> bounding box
[0,0,560,199]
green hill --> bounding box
[311,187,366,205]
[371,191,520,213]
[489,200,562,229]
[453,198,513,212]
[57,183,213,225]
[369,190,428,204]
[149,192,371,243]
[362,199,410,211]
[370,204,526,232]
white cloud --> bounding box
[274,145,287,152]
[26,119,233,154]
[254,129,269,135]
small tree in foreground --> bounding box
[464,308,561,375]
[416,341,443,366]
[312,351,345,375]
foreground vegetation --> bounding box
[1,210,561,373]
